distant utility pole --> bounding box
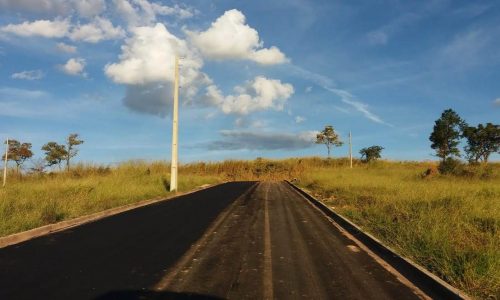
[349,131,353,169]
[170,56,179,192]
[3,138,8,187]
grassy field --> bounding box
[1,157,498,298]
[297,160,500,299]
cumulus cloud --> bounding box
[0,18,70,38]
[11,70,44,80]
[206,130,317,151]
[69,17,125,43]
[105,22,210,117]
[187,9,288,65]
[105,23,205,87]
[59,58,86,76]
[206,76,294,115]
[494,98,500,106]
[56,42,77,53]
[122,83,170,117]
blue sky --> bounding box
[0,0,499,165]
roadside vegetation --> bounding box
[0,161,222,237]
[297,160,499,299]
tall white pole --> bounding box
[349,131,353,169]
[3,138,8,187]
[170,56,179,192]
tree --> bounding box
[429,109,465,162]
[462,123,500,163]
[42,142,67,169]
[359,146,384,162]
[7,139,33,173]
[65,133,84,171]
[316,125,343,158]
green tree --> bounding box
[42,142,67,170]
[315,125,343,158]
[462,123,500,163]
[65,133,84,171]
[359,145,384,162]
[7,139,33,173]
[429,109,465,162]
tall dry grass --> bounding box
[297,160,500,299]
[0,161,221,237]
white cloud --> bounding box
[59,58,86,76]
[150,2,196,19]
[11,70,44,80]
[105,23,205,89]
[56,42,77,53]
[0,0,72,15]
[288,64,389,125]
[0,19,70,38]
[324,86,389,125]
[206,76,294,115]
[187,9,288,65]
[113,0,196,26]
[206,130,318,151]
[69,17,125,43]
[440,29,493,69]
[295,116,306,123]
[74,0,106,18]
[305,86,313,93]
[494,98,500,106]
[105,22,210,117]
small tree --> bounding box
[7,140,33,173]
[429,109,464,162]
[65,133,84,171]
[359,146,384,162]
[463,123,500,163]
[42,142,67,170]
[316,125,343,158]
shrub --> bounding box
[438,158,464,175]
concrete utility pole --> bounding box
[349,131,353,169]
[170,56,179,192]
[3,138,8,187]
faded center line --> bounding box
[263,182,274,300]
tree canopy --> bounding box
[42,142,68,169]
[359,145,384,162]
[463,123,500,163]
[315,125,343,157]
[429,109,464,162]
[66,133,84,171]
[7,140,33,172]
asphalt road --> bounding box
[0,181,424,300]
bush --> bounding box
[438,158,464,175]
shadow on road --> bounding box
[94,290,224,300]
[0,181,255,300]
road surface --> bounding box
[0,181,424,299]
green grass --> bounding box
[1,157,498,298]
[0,161,222,237]
[297,160,500,299]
